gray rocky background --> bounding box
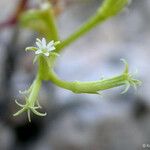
[0,0,150,150]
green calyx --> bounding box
[13,76,46,122]
[14,99,47,122]
[120,59,141,94]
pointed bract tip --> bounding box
[120,58,129,74]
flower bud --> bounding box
[98,0,130,18]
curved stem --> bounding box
[48,69,127,94]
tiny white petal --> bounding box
[36,42,42,49]
[36,38,42,44]
[35,50,42,54]
[42,38,46,47]
[44,52,49,56]
[30,38,58,57]
[47,40,54,48]
[49,46,55,51]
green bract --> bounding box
[14,76,46,122]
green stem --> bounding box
[27,75,42,106]
[56,13,106,53]
[55,0,129,53]
[47,69,127,94]
[38,54,136,94]
[40,3,60,66]
[41,3,59,41]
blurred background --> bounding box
[0,0,149,150]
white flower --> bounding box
[35,38,56,56]
[25,38,60,63]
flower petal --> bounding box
[47,40,54,48]
[42,38,46,47]
[35,50,42,55]
[49,46,55,51]
[44,52,49,57]
[36,38,42,44]
[36,42,42,49]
